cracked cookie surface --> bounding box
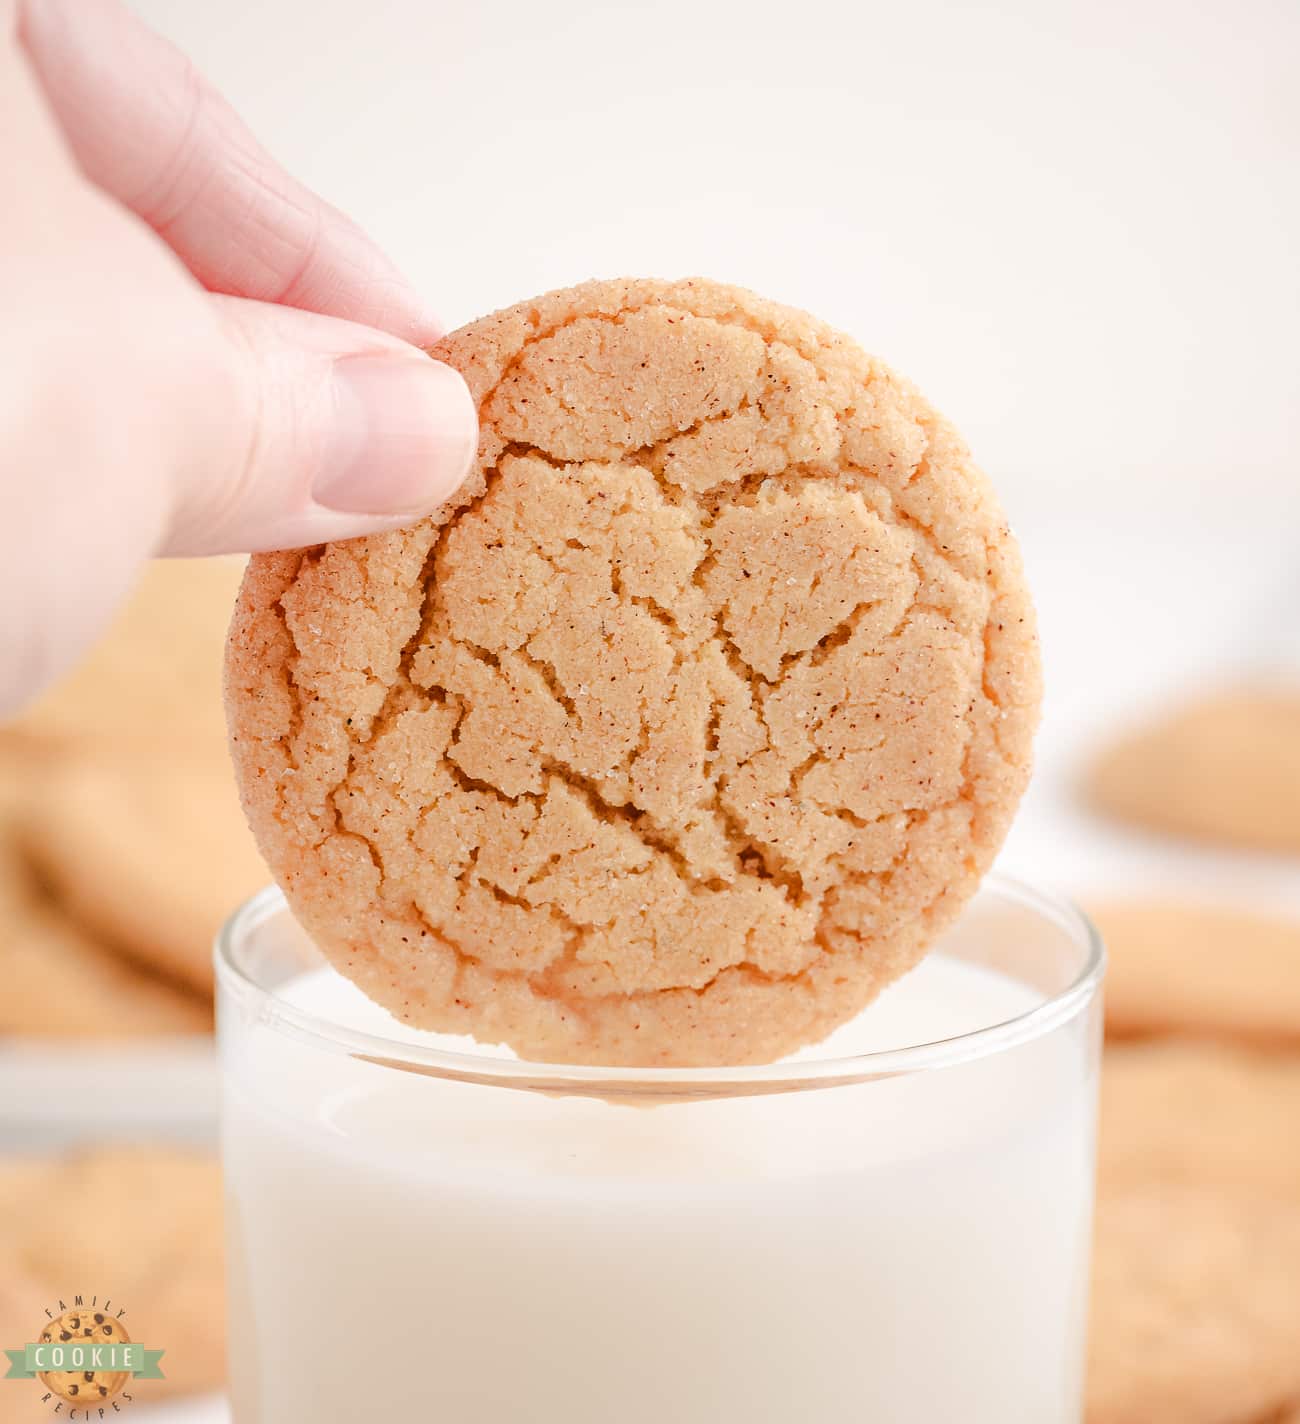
[225,277,1040,1066]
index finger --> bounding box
[18,0,443,346]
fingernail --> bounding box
[313,354,477,514]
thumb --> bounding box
[163,295,478,555]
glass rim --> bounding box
[215,874,1103,1098]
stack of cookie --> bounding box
[0,557,269,1042]
[0,560,265,1410]
[0,1146,227,1409]
[1083,696,1300,1423]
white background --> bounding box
[131,0,1300,518]
[70,3,1300,1418]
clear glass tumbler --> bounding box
[216,874,1102,1423]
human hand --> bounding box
[2,0,478,714]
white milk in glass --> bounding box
[222,952,1096,1423]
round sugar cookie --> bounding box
[22,748,268,995]
[1086,688,1300,856]
[227,277,1041,1066]
[1087,1185,1300,1424]
[0,904,212,1038]
[0,766,210,1038]
[1092,900,1300,1045]
[1098,1041,1300,1197]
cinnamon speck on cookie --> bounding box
[226,277,1040,1066]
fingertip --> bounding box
[163,297,479,557]
[375,297,445,351]
[311,353,478,517]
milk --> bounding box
[221,953,1097,1423]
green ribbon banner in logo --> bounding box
[5,1342,165,1379]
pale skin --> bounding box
[0,0,479,716]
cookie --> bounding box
[22,748,268,995]
[6,557,243,752]
[0,1147,225,1401]
[1098,1041,1300,1197]
[1086,688,1300,856]
[0,906,212,1038]
[35,1308,130,1405]
[227,276,1040,1067]
[1086,1184,1300,1424]
[0,735,46,818]
[1092,900,1300,1044]
[0,784,210,1037]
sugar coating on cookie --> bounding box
[226,277,1040,1066]
[1088,1185,1300,1424]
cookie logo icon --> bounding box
[36,1309,131,1404]
[4,1296,164,1415]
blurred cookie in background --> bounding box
[1088,900,1300,1417]
[0,738,50,854]
[6,558,243,753]
[22,748,267,996]
[0,556,257,1040]
[1,901,211,1039]
[1091,1035,1300,1421]
[0,797,210,1038]
[1,726,211,1039]
[1086,1184,1300,1424]
[0,1146,225,1402]
[1084,687,1300,856]
[1098,1040,1300,1198]
[1092,901,1300,1045]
